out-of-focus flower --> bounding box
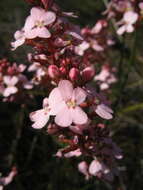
[48,65,60,79]
[64,148,82,158]
[139,2,143,15]
[0,167,17,190]
[75,41,89,56]
[91,20,107,34]
[95,103,113,120]
[3,76,18,97]
[91,40,104,51]
[69,68,80,81]
[11,30,26,50]
[89,159,113,181]
[78,161,90,180]
[94,65,117,90]
[48,80,88,127]
[24,7,56,39]
[117,11,138,35]
[82,66,95,82]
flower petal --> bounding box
[37,27,51,38]
[126,24,134,33]
[95,104,113,120]
[72,87,86,105]
[55,105,72,127]
[58,80,73,101]
[117,25,126,35]
[3,87,18,97]
[25,28,38,39]
[44,11,56,25]
[70,106,88,125]
[24,16,35,31]
[48,87,64,114]
[11,38,25,50]
[30,109,49,129]
[89,160,102,176]
[3,76,18,86]
[124,11,138,24]
[30,7,45,21]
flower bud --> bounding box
[59,66,67,75]
[82,66,95,81]
[48,65,60,79]
[69,68,80,81]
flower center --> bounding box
[44,107,51,115]
[94,98,100,105]
[35,20,45,28]
[66,99,76,108]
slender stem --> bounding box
[8,107,25,167]
[24,134,39,167]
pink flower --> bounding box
[30,98,54,129]
[95,104,113,120]
[89,160,113,181]
[78,161,90,180]
[91,40,104,51]
[89,160,103,177]
[11,30,26,50]
[82,66,95,81]
[139,2,143,10]
[91,20,107,34]
[66,25,83,41]
[0,167,17,189]
[24,7,56,39]
[94,65,117,90]
[117,11,138,35]
[48,80,88,127]
[56,148,81,158]
[3,76,18,97]
[75,41,89,56]
[64,149,82,158]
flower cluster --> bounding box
[0,59,32,101]
[5,0,127,183]
[104,0,143,35]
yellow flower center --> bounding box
[35,20,45,28]
[66,99,76,108]
[44,107,51,115]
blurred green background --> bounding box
[0,0,143,190]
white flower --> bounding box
[3,76,18,97]
[117,11,138,35]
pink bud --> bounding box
[69,68,80,81]
[59,67,67,75]
[48,65,60,79]
[82,66,95,81]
